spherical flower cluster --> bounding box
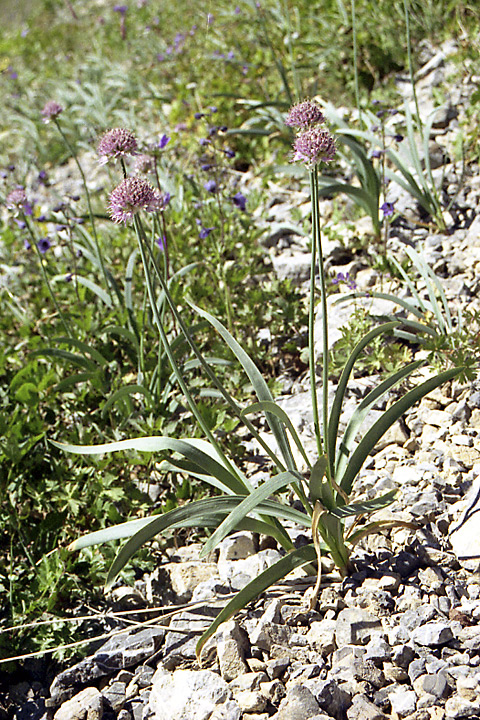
[285,100,325,129]
[292,127,336,168]
[108,177,164,224]
[98,128,138,165]
[6,187,33,215]
[41,100,63,123]
[286,100,336,168]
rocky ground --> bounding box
[4,39,480,720]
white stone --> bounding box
[53,687,103,720]
[149,669,237,720]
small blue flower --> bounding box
[204,180,217,193]
[370,149,383,159]
[158,134,170,149]
[37,237,51,253]
[381,201,395,217]
[156,235,166,251]
[233,192,246,211]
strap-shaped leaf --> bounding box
[195,544,318,658]
[338,366,462,495]
[74,276,113,308]
[334,359,425,481]
[102,385,153,415]
[69,496,311,552]
[309,456,330,505]
[189,303,297,472]
[52,336,109,367]
[332,289,426,321]
[242,401,311,469]
[329,489,397,519]
[52,436,249,495]
[201,470,301,557]
[55,372,96,391]
[32,348,97,372]
[328,322,399,475]
[403,246,451,333]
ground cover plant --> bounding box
[0,0,479,667]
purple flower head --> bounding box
[394,134,404,143]
[24,238,31,250]
[41,100,63,123]
[232,192,246,211]
[194,112,205,120]
[285,100,325,130]
[235,6,241,13]
[37,237,51,254]
[204,179,217,193]
[292,127,336,168]
[156,235,166,251]
[158,134,170,149]
[332,271,356,291]
[6,187,33,215]
[15,219,26,230]
[201,163,214,171]
[196,220,215,239]
[227,51,235,60]
[199,138,210,146]
[113,4,128,13]
[381,201,395,217]
[209,106,218,114]
[97,128,138,165]
[108,177,164,224]
[223,148,235,158]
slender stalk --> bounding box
[53,120,114,304]
[308,170,323,461]
[313,168,330,472]
[24,218,73,337]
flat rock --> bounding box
[148,668,238,720]
[53,687,103,720]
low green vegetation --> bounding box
[0,0,479,660]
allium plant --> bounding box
[54,108,462,660]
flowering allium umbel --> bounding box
[98,128,138,165]
[6,187,33,215]
[285,100,325,129]
[292,126,336,167]
[108,177,164,224]
[41,101,63,122]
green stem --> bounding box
[351,0,361,120]
[25,219,73,337]
[308,170,323,461]
[54,120,114,304]
[403,0,422,132]
[133,215,248,486]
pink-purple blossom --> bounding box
[41,101,63,122]
[285,100,325,130]
[97,128,138,165]
[6,187,33,215]
[108,177,164,224]
[292,127,336,167]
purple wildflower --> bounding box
[158,134,170,149]
[37,237,51,254]
[232,192,246,211]
[381,201,395,217]
[6,187,33,215]
[285,100,325,130]
[156,235,166,251]
[113,4,128,13]
[223,148,235,158]
[332,271,357,291]
[24,238,31,250]
[394,134,404,143]
[204,179,217,193]
[370,149,383,159]
[97,128,138,165]
[292,127,336,167]
[108,177,164,224]
[194,112,205,119]
[41,101,63,123]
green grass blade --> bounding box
[31,348,97,372]
[332,290,425,321]
[195,544,318,658]
[404,246,452,333]
[102,385,153,415]
[339,366,462,495]
[52,336,109,367]
[74,276,113,308]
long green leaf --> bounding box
[332,290,426,321]
[329,489,397,519]
[189,303,296,472]
[339,366,462,494]
[52,436,249,495]
[334,359,425,481]
[328,322,399,475]
[31,348,97,372]
[74,276,113,308]
[201,471,301,557]
[102,385,153,415]
[195,544,318,658]
[52,336,109,367]
[241,401,311,469]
